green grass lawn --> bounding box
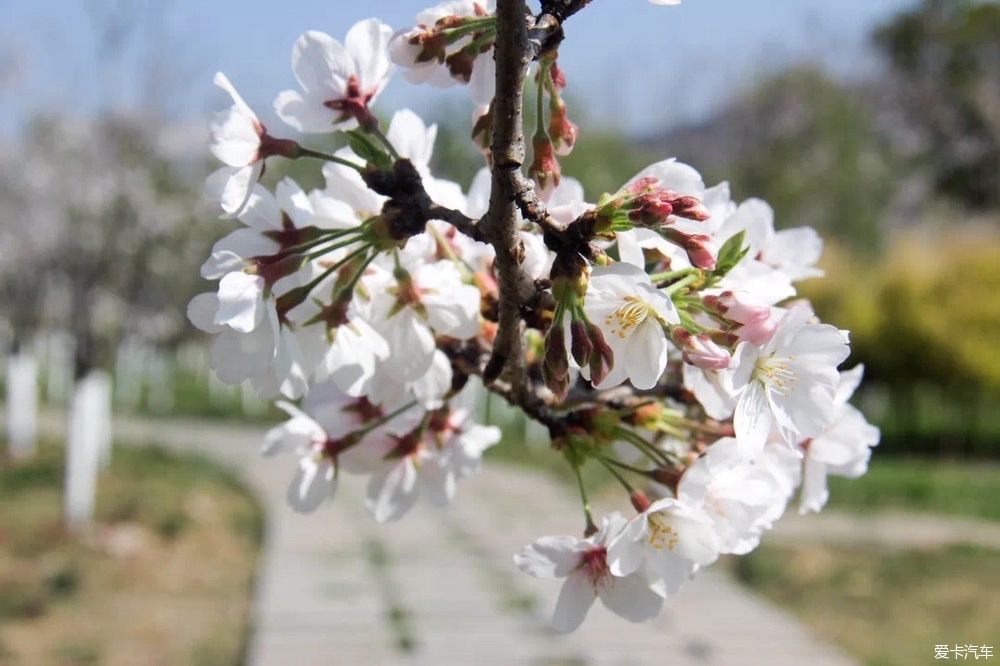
[0,442,262,665]
[827,457,1000,521]
[729,542,1000,666]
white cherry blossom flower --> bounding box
[682,362,737,420]
[800,365,880,513]
[678,437,788,554]
[368,349,454,411]
[264,385,420,512]
[719,198,823,283]
[264,401,337,513]
[365,409,500,522]
[728,306,851,458]
[275,19,394,133]
[584,262,680,390]
[187,290,309,399]
[367,259,481,383]
[206,72,265,218]
[390,1,497,103]
[514,513,666,633]
[607,497,721,594]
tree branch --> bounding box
[480,0,539,392]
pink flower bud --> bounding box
[529,134,561,201]
[669,195,710,221]
[570,320,593,367]
[544,324,570,380]
[628,193,674,226]
[662,229,718,270]
[630,489,652,513]
[710,291,778,346]
[549,61,567,90]
[587,322,614,385]
[548,99,578,156]
[671,328,731,370]
[619,177,710,225]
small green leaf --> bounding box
[345,130,392,170]
[713,230,749,278]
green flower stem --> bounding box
[301,243,372,294]
[296,147,366,172]
[597,454,655,479]
[303,231,368,261]
[662,272,699,296]
[595,455,636,495]
[443,17,497,42]
[367,124,400,160]
[650,267,698,283]
[571,460,597,536]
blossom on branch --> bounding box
[184,0,882,635]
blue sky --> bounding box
[0,0,913,138]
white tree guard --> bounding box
[64,370,113,531]
[5,352,39,459]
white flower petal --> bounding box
[551,571,597,634]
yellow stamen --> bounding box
[604,296,651,340]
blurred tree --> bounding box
[875,0,1000,209]
[732,69,898,251]
[0,115,210,375]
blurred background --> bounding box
[0,1,997,664]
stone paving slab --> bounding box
[34,411,858,665]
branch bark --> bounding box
[480,0,538,393]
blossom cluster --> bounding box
[189,2,879,633]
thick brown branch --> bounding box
[440,338,566,435]
[480,0,538,393]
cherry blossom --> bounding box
[390,1,498,105]
[678,437,789,554]
[800,365,880,513]
[514,513,666,633]
[366,257,481,383]
[183,1,883,635]
[275,19,394,133]
[607,496,722,594]
[365,408,500,522]
[584,262,680,390]
[206,73,266,217]
[728,306,851,458]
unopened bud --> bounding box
[662,228,718,270]
[708,291,778,346]
[548,99,579,156]
[529,134,561,201]
[544,361,570,401]
[628,193,674,227]
[569,320,593,367]
[629,489,652,513]
[671,328,731,370]
[549,61,567,90]
[544,324,570,379]
[587,322,614,385]
[670,196,710,221]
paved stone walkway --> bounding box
[39,412,857,665]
